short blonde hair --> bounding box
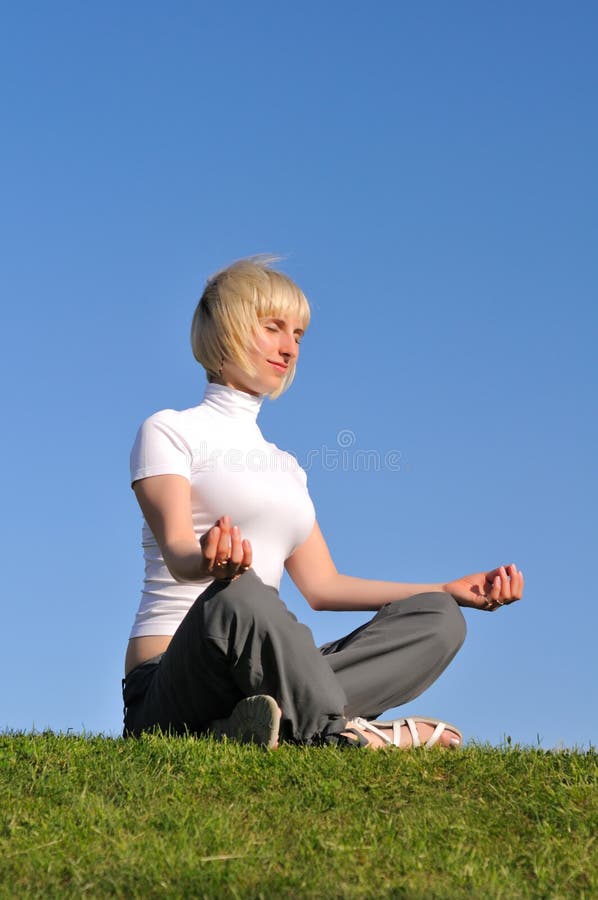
[191,256,311,400]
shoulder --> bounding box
[141,406,195,426]
[139,407,178,429]
[136,406,205,439]
[131,408,202,482]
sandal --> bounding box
[351,716,462,749]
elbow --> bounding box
[306,575,338,611]
[307,593,325,611]
[306,584,332,612]
[163,543,204,584]
[165,562,187,584]
[170,570,188,584]
[163,553,193,584]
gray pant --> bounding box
[123,568,466,743]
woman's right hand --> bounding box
[133,475,252,584]
[200,514,253,581]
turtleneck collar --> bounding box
[201,381,264,423]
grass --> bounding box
[0,733,596,898]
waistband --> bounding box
[123,653,164,684]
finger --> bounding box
[216,519,232,562]
[229,526,244,565]
[235,539,252,571]
[242,539,252,568]
[508,569,519,597]
[509,570,524,602]
[498,566,513,601]
[217,514,231,535]
[490,575,501,600]
[485,567,502,583]
[499,563,525,605]
[200,525,220,557]
[487,562,515,583]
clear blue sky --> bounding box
[1,2,596,748]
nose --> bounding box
[279,330,299,360]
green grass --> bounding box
[0,734,596,898]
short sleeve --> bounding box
[130,411,192,486]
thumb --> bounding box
[200,524,220,548]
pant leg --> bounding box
[320,592,466,719]
[124,568,348,743]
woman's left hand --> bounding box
[444,563,524,611]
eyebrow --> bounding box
[268,317,305,336]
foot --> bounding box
[208,695,282,749]
[344,716,462,750]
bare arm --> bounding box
[284,521,443,611]
[133,474,252,582]
[285,521,524,612]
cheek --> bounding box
[253,336,268,353]
[252,331,275,355]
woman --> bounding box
[123,257,524,750]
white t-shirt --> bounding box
[128,382,316,637]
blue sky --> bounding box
[1,1,596,748]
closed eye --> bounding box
[263,320,304,344]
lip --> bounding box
[268,361,288,372]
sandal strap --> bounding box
[339,727,370,748]
[404,717,421,748]
[355,716,420,748]
[352,717,394,745]
[424,721,447,749]
[353,716,455,749]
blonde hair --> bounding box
[191,256,311,400]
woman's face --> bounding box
[221,315,305,396]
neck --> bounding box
[210,377,263,398]
[202,381,264,423]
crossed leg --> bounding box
[320,591,467,748]
[124,571,466,749]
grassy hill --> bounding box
[0,733,596,898]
